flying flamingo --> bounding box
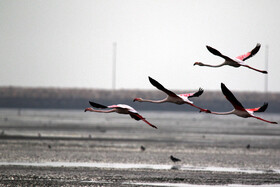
[84,101,157,129]
[194,43,267,74]
[133,77,211,113]
[209,83,277,124]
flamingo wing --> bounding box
[206,46,231,60]
[236,43,261,61]
[148,76,177,97]
[129,112,158,129]
[221,83,246,111]
[89,101,108,109]
[185,88,204,98]
[247,103,268,113]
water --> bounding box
[0,108,279,148]
[1,162,279,174]
[0,108,280,185]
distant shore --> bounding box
[1,86,280,112]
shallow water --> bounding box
[0,108,280,185]
[1,162,279,174]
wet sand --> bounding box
[0,109,280,186]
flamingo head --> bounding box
[133,98,143,102]
[194,62,203,66]
[84,107,93,112]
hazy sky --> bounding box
[1,0,280,92]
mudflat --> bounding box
[0,109,279,186]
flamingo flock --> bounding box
[85,43,277,127]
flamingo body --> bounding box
[194,43,267,74]
[209,83,277,124]
[85,101,157,129]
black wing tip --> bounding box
[89,101,107,109]
[198,87,204,93]
[251,43,261,55]
[206,45,212,50]
[257,102,268,112]
[148,76,160,87]
[148,76,155,82]
[221,83,231,96]
[191,87,204,98]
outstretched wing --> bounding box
[236,43,261,61]
[129,112,158,129]
[89,101,108,109]
[247,103,268,113]
[221,83,246,111]
[183,88,204,98]
[206,46,231,60]
[148,76,177,97]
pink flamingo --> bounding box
[209,83,277,124]
[194,43,267,74]
[133,77,211,113]
[85,101,157,129]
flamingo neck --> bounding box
[85,108,115,113]
[210,110,235,115]
[139,98,167,103]
[199,62,225,67]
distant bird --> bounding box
[133,77,211,113]
[140,145,146,151]
[194,43,267,74]
[85,101,157,129]
[48,145,52,149]
[209,83,277,124]
[170,155,181,163]
[246,144,250,149]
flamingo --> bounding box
[84,101,157,129]
[209,83,277,124]
[194,43,267,74]
[133,76,211,113]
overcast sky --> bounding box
[0,0,279,92]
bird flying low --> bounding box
[133,76,211,113]
[209,83,277,124]
[194,43,268,74]
[84,101,157,129]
